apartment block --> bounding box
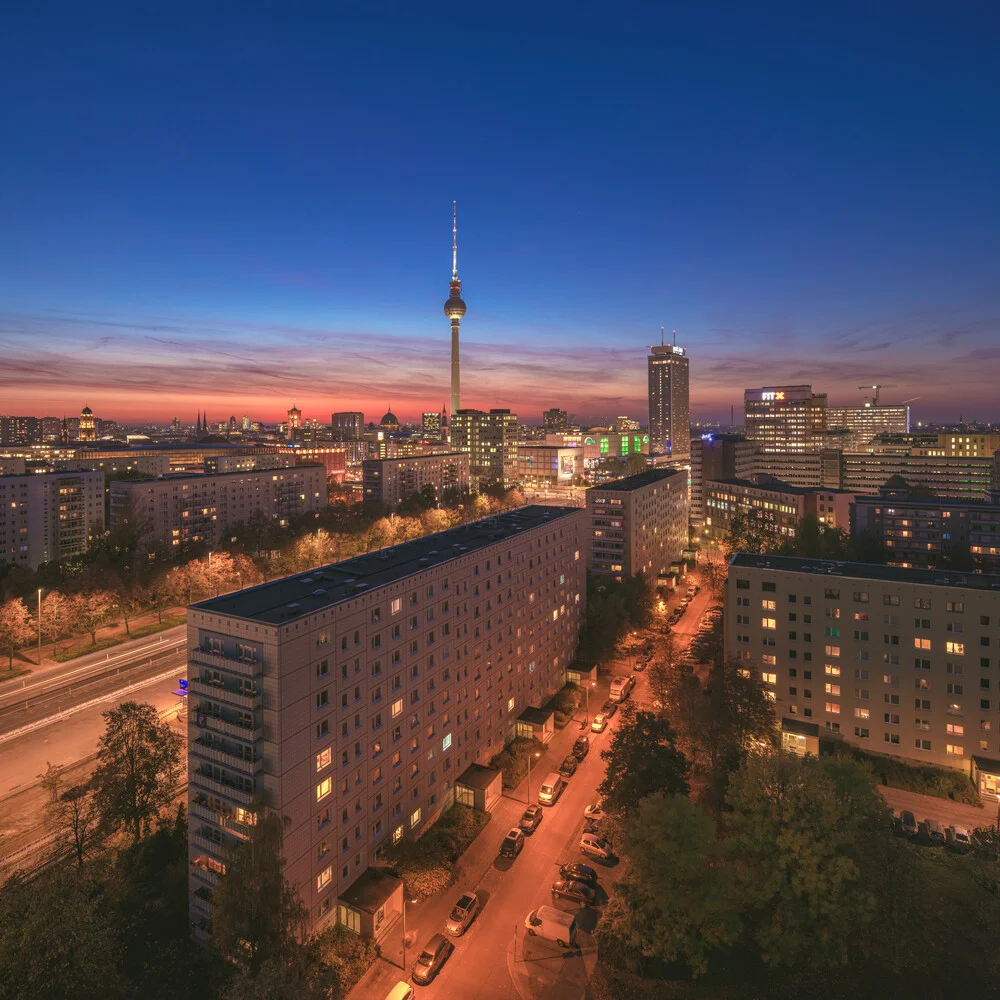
[204,453,296,474]
[0,416,42,446]
[110,465,327,548]
[0,470,105,569]
[841,452,998,500]
[725,554,1000,778]
[853,488,1000,571]
[186,505,587,940]
[704,476,856,543]
[826,404,910,451]
[586,468,688,581]
[362,453,470,509]
[450,409,518,492]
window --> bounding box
[316,719,329,739]
[761,618,777,630]
[762,672,777,685]
[824,645,840,657]
[825,683,841,696]
[316,660,329,677]
[946,641,965,656]
[825,702,841,714]
[316,778,332,802]
[391,699,403,718]
[854,727,870,739]
[946,743,964,757]
[946,601,964,613]
[883,594,900,606]
[316,748,332,771]
[317,866,332,891]
[410,808,422,829]
[884,733,900,745]
[762,582,776,593]
[914,638,931,650]
[736,579,750,590]
[854,707,870,720]
[761,599,776,611]
[853,592,869,603]
[946,723,964,736]
[316,690,329,708]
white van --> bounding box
[524,905,578,947]
[383,983,414,1000]
[537,772,564,806]
[609,676,634,703]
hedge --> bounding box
[489,736,546,789]
[832,743,980,805]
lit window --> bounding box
[410,808,422,829]
[316,778,332,802]
[316,747,332,771]
[825,702,841,714]
[391,699,403,718]
[946,641,965,656]
[317,866,332,891]
[392,825,403,844]
[761,618,777,630]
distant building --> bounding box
[186,505,587,942]
[0,458,27,476]
[0,416,41,446]
[614,415,640,433]
[204,453,296,474]
[744,386,827,454]
[78,406,97,442]
[826,404,910,451]
[422,411,442,439]
[362,452,470,509]
[379,408,400,434]
[749,449,844,490]
[690,434,755,527]
[703,476,857,543]
[450,409,518,492]
[648,341,690,459]
[586,468,688,581]
[517,445,583,490]
[0,470,105,569]
[542,408,568,433]
[332,412,364,442]
[110,465,327,548]
[841,452,998,501]
[852,488,1000,570]
[286,403,302,442]
[726,554,1000,776]
[283,445,347,481]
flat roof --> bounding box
[518,706,553,725]
[457,763,501,790]
[854,493,1000,509]
[111,464,326,484]
[586,468,683,493]
[339,868,401,913]
[708,477,855,496]
[193,505,581,625]
[730,552,1000,592]
[781,717,819,737]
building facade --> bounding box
[542,408,568,433]
[648,343,690,459]
[703,476,856,543]
[586,468,689,581]
[841,452,998,500]
[852,489,1000,571]
[689,434,756,528]
[0,416,41,446]
[826,404,910,451]
[726,553,1000,773]
[332,412,364,442]
[111,466,327,549]
[362,453,470,509]
[517,445,582,490]
[204,453,297,474]
[744,386,828,454]
[450,409,518,492]
[186,505,587,940]
[0,470,105,569]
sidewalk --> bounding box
[879,784,993,832]
[353,679,612,999]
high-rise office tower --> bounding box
[444,202,466,417]
[647,331,690,460]
[450,408,518,491]
[332,412,364,441]
[422,411,442,439]
[744,385,827,453]
[542,408,568,433]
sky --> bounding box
[1,1,998,426]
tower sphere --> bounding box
[444,293,467,320]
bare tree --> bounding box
[49,782,101,867]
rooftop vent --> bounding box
[286,602,300,609]
[312,589,328,596]
[355,582,369,590]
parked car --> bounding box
[444,892,480,936]
[559,755,578,778]
[584,800,604,821]
[411,933,453,985]
[519,805,543,834]
[601,700,618,718]
[579,833,613,861]
[572,735,590,760]
[559,861,599,888]
[524,905,577,948]
[900,810,919,837]
[948,825,972,851]
[633,658,647,671]
[583,817,604,835]
[499,828,525,858]
[924,818,946,844]
[590,713,608,733]
[551,879,597,905]
[384,982,414,1000]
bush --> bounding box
[490,737,545,789]
[832,744,980,805]
[554,711,570,730]
[380,803,490,899]
[310,923,379,997]
[545,683,581,716]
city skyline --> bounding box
[2,5,998,423]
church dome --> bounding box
[81,405,93,415]
[381,409,399,428]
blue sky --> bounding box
[1,1,998,424]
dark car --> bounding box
[559,861,599,888]
[551,879,597,905]
[601,700,618,718]
[558,755,578,778]
[633,659,647,672]
[584,816,604,835]
[572,735,590,760]
[499,828,525,858]
[519,804,543,833]
[411,933,453,985]
[900,810,919,838]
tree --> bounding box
[212,807,307,975]
[49,781,101,867]
[723,510,775,558]
[599,793,740,976]
[93,701,183,842]
[72,588,117,645]
[117,583,151,637]
[598,704,689,814]
[725,750,889,970]
[0,597,33,668]
[38,589,75,655]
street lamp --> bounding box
[37,588,42,665]
[585,680,596,725]
[526,751,541,805]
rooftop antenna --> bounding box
[673,328,677,347]
[660,325,665,347]
[452,200,458,281]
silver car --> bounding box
[444,891,480,935]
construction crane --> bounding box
[858,383,897,406]
[901,396,921,405]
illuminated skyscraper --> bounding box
[744,385,827,453]
[647,330,690,459]
[444,202,467,417]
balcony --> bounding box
[192,833,226,859]
[188,678,261,710]
[193,713,259,742]
[191,771,254,806]
[189,801,252,840]
[190,647,262,678]
[190,740,261,775]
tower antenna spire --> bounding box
[661,325,665,347]
[452,200,458,281]
[673,328,677,347]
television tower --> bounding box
[444,201,467,417]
